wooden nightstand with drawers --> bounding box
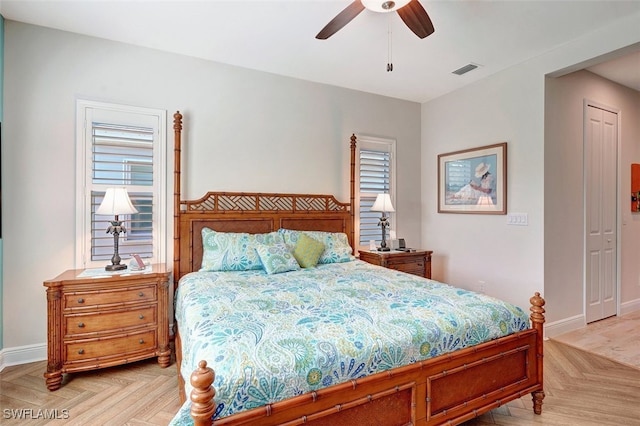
[43,264,171,391]
[358,249,433,279]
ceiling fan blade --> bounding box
[397,0,435,39]
[316,1,366,40]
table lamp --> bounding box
[370,193,395,251]
[96,188,138,271]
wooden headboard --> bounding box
[172,112,357,285]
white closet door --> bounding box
[585,104,618,323]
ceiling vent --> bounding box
[452,63,480,75]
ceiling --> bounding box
[586,50,640,91]
[1,0,639,103]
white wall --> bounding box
[421,11,640,320]
[2,22,421,357]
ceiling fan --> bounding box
[316,0,435,40]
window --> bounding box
[76,101,166,268]
[356,135,396,247]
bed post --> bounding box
[529,292,545,414]
[350,133,357,252]
[173,111,183,290]
[190,360,216,426]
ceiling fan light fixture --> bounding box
[316,0,433,40]
[361,0,411,13]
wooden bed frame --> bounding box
[171,111,546,425]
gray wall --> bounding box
[420,10,640,326]
[421,59,545,311]
[545,70,640,326]
[2,21,421,359]
[0,14,4,351]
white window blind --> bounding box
[357,136,396,247]
[76,101,166,269]
[91,123,154,261]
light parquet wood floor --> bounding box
[0,357,181,425]
[462,338,640,426]
[2,340,639,425]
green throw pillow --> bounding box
[293,234,325,268]
[279,229,355,264]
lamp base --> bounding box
[105,264,127,272]
[378,247,391,252]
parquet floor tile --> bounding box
[2,315,639,425]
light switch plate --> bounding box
[507,213,528,226]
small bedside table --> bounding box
[43,263,171,391]
[358,250,433,279]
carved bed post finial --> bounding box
[349,134,357,253]
[174,111,183,131]
[191,360,216,426]
[529,292,545,326]
[529,292,545,415]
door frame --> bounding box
[583,98,622,321]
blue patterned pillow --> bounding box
[255,242,301,274]
[200,228,281,271]
[278,229,355,264]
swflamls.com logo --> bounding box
[3,408,70,420]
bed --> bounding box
[170,111,545,425]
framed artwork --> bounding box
[438,142,507,214]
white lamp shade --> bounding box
[370,193,395,213]
[361,0,411,13]
[96,188,138,215]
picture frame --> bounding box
[438,142,507,214]
[131,253,146,270]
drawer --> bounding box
[65,330,157,362]
[386,257,425,267]
[65,306,157,336]
[387,257,426,277]
[390,263,424,277]
[65,285,157,309]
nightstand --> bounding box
[43,264,171,391]
[358,250,433,279]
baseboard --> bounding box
[621,298,640,316]
[544,314,585,339]
[0,323,175,372]
[543,300,640,340]
[0,343,47,372]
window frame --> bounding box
[75,100,167,269]
[355,134,397,249]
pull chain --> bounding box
[387,15,393,72]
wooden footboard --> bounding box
[180,293,545,426]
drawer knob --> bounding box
[77,298,85,304]
[138,292,144,297]
[78,322,85,328]
[78,349,84,354]
[139,339,145,344]
[139,314,144,320]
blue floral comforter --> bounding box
[170,260,529,424]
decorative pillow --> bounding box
[293,234,325,268]
[255,242,301,274]
[200,228,281,271]
[279,229,355,264]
